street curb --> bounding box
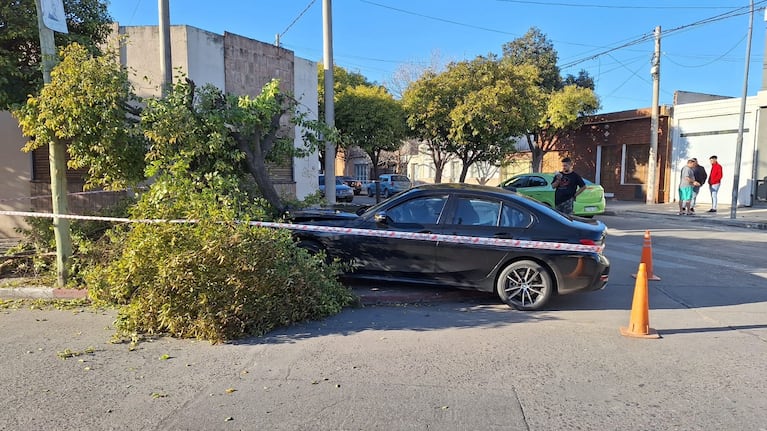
[0,287,88,300]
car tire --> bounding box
[383,188,390,198]
[367,187,373,197]
[496,259,554,311]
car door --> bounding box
[520,175,553,206]
[433,194,534,287]
[353,194,449,279]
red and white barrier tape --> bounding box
[0,210,604,254]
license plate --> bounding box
[585,206,597,212]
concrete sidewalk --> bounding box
[604,199,767,230]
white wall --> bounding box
[671,97,759,206]
[185,27,226,91]
[292,57,320,199]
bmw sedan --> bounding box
[290,184,609,310]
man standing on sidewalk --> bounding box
[708,155,723,212]
[690,158,707,214]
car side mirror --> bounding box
[374,211,388,224]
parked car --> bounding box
[341,176,363,195]
[319,175,354,202]
[366,174,412,198]
[499,173,606,217]
[291,184,610,310]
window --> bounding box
[529,176,548,187]
[500,204,533,228]
[451,197,501,226]
[386,196,448,224]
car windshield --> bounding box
[391,175,409,182]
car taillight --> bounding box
[579,239,596,246]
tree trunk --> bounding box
[459,161,470,183]
[528,135,544,173]
[433,164,444,184]
[238,141,285,215]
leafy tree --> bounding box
[0,0,112,109]
[14,43,146,190]
[316,64,374,168]
[502,27,561,91]
[142,78,325,216]
[335,85,407,192]
[437,56,539,182]
[502,27,600,172]
[402,70,454,183]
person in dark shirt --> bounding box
[690,158,708,214]
[551,157,586,215]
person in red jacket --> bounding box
[708,155,723,212]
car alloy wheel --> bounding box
[496,260,553,311]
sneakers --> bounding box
[707,209,717,213]
[689,208,695,214]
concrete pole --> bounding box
[322,0,336,204]
[35,0,71,287]
[158,0,172,95]
[731,0,754,219]
[646,26,661,205]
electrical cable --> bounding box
[279,0,317,39]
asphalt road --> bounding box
[1,213,766,430]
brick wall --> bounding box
[549,109,672,202]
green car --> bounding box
[499,173,606,217]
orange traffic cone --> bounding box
[620,263,660,339]
[632,230,661,280]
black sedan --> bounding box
[291,184,609,310]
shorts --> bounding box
[678,185,693,202]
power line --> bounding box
[279,0,317,39]
[560,2,767,69]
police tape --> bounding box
[0,210,604,254]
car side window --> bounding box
[500,204,533,228]
[386,196,448,224]
[452,197,501,226]
[508,177,529,188]
[529,176,548,187]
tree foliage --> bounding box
[403,56,539,182]
[335,85,407,182]
[142,78,325,216]
[13,42,145,190]
[402,70,454,183]
[0,0,112,109]
[443,56,540,182]
[502,27,601,172]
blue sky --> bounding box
[107,1,767,114]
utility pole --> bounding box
[646,26,661,205]
[322,0,336,204]
[35,0,71,287]
[158,0,172,95]
[731,0,754,219]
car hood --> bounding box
[288,208,359,223]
